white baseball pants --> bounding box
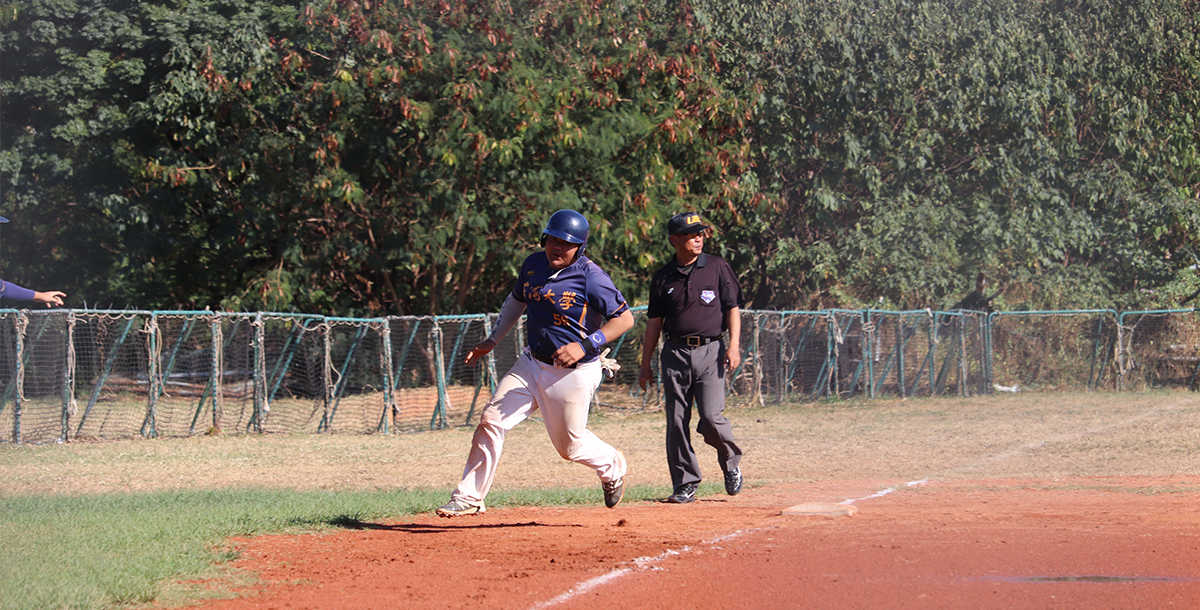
[450,351,627,505]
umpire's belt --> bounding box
[530,350,577,369]
[666,334,721,347]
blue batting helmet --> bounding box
[541,209,589,254]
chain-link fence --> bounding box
[2,307,1197,443]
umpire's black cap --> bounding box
[667,212,709,236]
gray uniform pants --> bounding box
[661,339,742,489]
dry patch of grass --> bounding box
[2,391,1197,497]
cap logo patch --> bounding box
[686,214,701,225]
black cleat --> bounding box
[603,478,625,508]
[724,467,743,496]
[666,483,698,504]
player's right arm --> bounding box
[465,294,526,365]
[0,281,65,307]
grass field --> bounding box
[1,391,1198,610]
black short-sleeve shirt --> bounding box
[647,253,743,337]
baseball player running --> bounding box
[436,209,633,517]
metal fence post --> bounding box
[62,311,76,441]
[12,311,27,443]
[319,320,332,433]
[142,313,160,438]
[251,312,266,433]
[431,321,448,430]
[211,315,223,433]
[1116,312,1128,392]
[379,318,395,434]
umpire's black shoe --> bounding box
[723,467,743,496]
[666,483,698,504]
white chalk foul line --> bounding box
[528,531,755,610]
[838,479,929,505]
[530,482,928,609]
[527,568,632,609]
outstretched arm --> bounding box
[465,295,526,366]
[0,281,65,307]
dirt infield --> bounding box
[178,476,1200,610]
[8,392,1195,609]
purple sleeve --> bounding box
[0,281,38,301]
[586,263,629,319]
[512,253,537,304]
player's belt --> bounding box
[530,350,577,369]
[666,334,721,347]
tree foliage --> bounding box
[100,0,754,314]
[694,0,1200,310]
[2,0,1197,314]
[1,0,303,307]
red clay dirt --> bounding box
[181,477,1200,610]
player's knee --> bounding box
[479,407,507,428]
[472,419,505,444]
[560,439,588,462]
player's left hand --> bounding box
[598,348,621,379]
[553,342,586,368]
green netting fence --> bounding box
[1,307,1197,443]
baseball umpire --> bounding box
[437,209,633,517]
[638,212,744,504]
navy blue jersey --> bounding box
[514,253,630,363]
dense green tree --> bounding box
[114,0,754,315]
[4,0,1198,315]
[1,0,304,307]
[694,0,1199,310]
